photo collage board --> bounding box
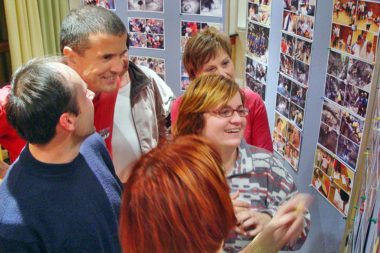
[311,0,380,217]
[273,0,317,172]
[245,0,272,100]
[179,0,224,90]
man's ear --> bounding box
[58,112,77,132]
[63,46,77,65]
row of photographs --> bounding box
[282,10,315,41]
[311,144,355,216]
[332,0,380,34]
[284,0,316,17]
[180,0,223,17]
[128,18,165,49]
[276,92,305,130]
[273,112,302,171]
[245,56,267,85]
[248,1,272,27]
[130,55,166,80]
[280,53,310,86]
[330,23,378,64]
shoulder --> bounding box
[80,133,108,158]
[242,88,265,106]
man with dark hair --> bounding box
[0,58,122,252]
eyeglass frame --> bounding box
[206,105,250,118]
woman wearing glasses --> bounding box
[173,74,310,253]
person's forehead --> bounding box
[49,62,84,87]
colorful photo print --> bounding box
[85,0,115,10]
[278,74,292,98]
[340,110,364,145]
[319,122,338,154]
[314,145,335,175]
[327,50,349,80]
[356,1,380,34]
[130,55,166,80]
[260,0,272,5]
[344,84,369,118]
[346,57,374,91]
[246,74,266,100]
[296,15,314,40]
[200,0,222,17]
[146,34,164,49]
[273,130,287,155]
[330,24,353,54]
[129,32,147,48]
[350,29,377,63]
[129,18,146,33]
[146,19,164,34]
[287,123,301,150]
[281,33,296,57]
[295,38,312,65]
[255,62,267,83]
[283,10,298,34]
[248,1,271,26]
[181,0,200,14]
[293,59,309,85]
[330,183,351,216]
[180,62,190,90]
[332,159,354,193]
[325,74,346,105]
[337,135,359,170]
[284,0,299,12]
[290,82,307,108]
[246,56,256,78]
[128,18,165,50]
[321,99,342,132]
[276,93,290,118]
[280,53,294,77]
[312,167,331,199]
[274,112,288,138]
[180,21,222,51]
[247,22,270,63]
[289,102,304,129]
[284,142,300,171]
[299,0,316,16]
[128,0,164,12]
[332,0,357,27]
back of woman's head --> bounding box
[173,74,244,137]
[183,27,232,80]
[120,135,236,253]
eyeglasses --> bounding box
[208,106,250,118]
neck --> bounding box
[28,135,82,164]
[219,147,238,174]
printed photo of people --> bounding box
[180,21,222,51]
[129,32,147,48]
[273,131,287,155]
[276,93,290,118]
[344,84,369,118]
[281,33,295,57]
[340,110,364,145]
[283,10,298,34]
[321,99,342,132]
[337,135,359,170]
[318,122,339,154]
[180,63,190,91]
[284,0,299,12]
[290,102,304,129]
[296,15,314,40]
[314,145,335,175]
[128,0,164,12]
[280,53,294,77]
[277,74,292,98]
[287,123,301,150]
[331,182,351,216]
[247,22,270,63]
[246,74,266,100]
[274,112,288,138]
[128,18,165,50]
[284,142,300,171]
[248,1,271,26]
[325,74,346,105]
[299,0,316,16]
[294,59,309,85]
[255,61,267,83]
[312,167,331,199]
[356,1,380,34]
[181,0,223,17]
[290,82,307,108]
[332,0,357,27]
[350,29,377,63]
[181,0,200,14]
[295,38,312,65]
[130,55,166,80]
[330,24,353,53]
[327,50,349,80]
[85,0,116,10]
[346,57,374,91]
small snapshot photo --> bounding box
[246,56,257,78]
[284,0,299,12]
[340,110,364,145]
[290,82,307,108]
[181,0,200,14]
[287,123,301,150]
[356,1,380,34]
[350,30,377,63]
[129,32,147,48]
[289,102,304,129]
[299,0,316,16]
[180,63,190,90]
[314,145,335,176]
[344,85,369,118]
[85,0,115,10]
[281,33,296,57]
[327,50,349,80]
[276,93,290,118]
[293,59,309,85]
[295,38,312,65]
[346,57,374,92]
[145,0,164,12]
[321,99,342,132]
[255,62,267,83]
[331,184,351,216]
[200,0,223,17]
[248,2,271,26]
[129,18,146,33]
[274,112,288,138]
[331,159,354,193]
[318,122,338,154]
[330,24,353,54]
[129,18,165,50]
[130,55,166,80]
[332,0,357,27]
[273,130,287,155]
[246,74,266,100]
[181,21,222,51]
[337,135,359,170]
[325,75,346,106]
[280,53,294,77]
[311,167,331,199]
[282,11,298,34]
[277,74,292,98]
[284,142,300,171]
[247,22,270,63]
[146,19,164,34]
[146,34,164,49]
[296,15,314,40]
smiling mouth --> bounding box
[225,128,241,133]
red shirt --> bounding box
[171,88,273,152]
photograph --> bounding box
[340,110,364,145]
[145,0,164,12]
[289,102,304,129]
[350,29,377,63]
[288,142,300,170]
[283,10,298,34]
[280,53,294,77]
[129,32,147,48]
[247,22,270,63]
[246,74,266,100]
[294,38,312,65]
[130,55,165,80]
[274,112,288,138]
[337,135,359,170]
[293,59,309,85]
[332,0,357,27]
[181,0,200,14]
[255,61,267,83]
[181,21,200,37]
[145,19,164,34]
[331,183,351,216]
[290,81,307,108]
[276,93,290,119]
[273,130,287,155]
[180,63,190,90]
[287,123,301,150]
[277,74,292,98]
[327,50,349,80]
[200,0,222,17]
[129,18,146,33]
[247,2,271,26]
[128,0,145,11]
[312,167,331,198]
[344,84,369,118]
[356,1,380,34]
[330,24,353,53]
[296,14,314,40]
[299,0,316,16]
[246,56,256,78]
[321,99,342,132]
[314,145,335,176]
[346,57,374,91]
[332,159,354,192]
[284,0,299,12]
[281,33,296,57]
[146,34,164,49]
[129,18,165,50]
[318,122,338,154]
[325,74,346,105]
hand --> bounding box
[0,160,10,179]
